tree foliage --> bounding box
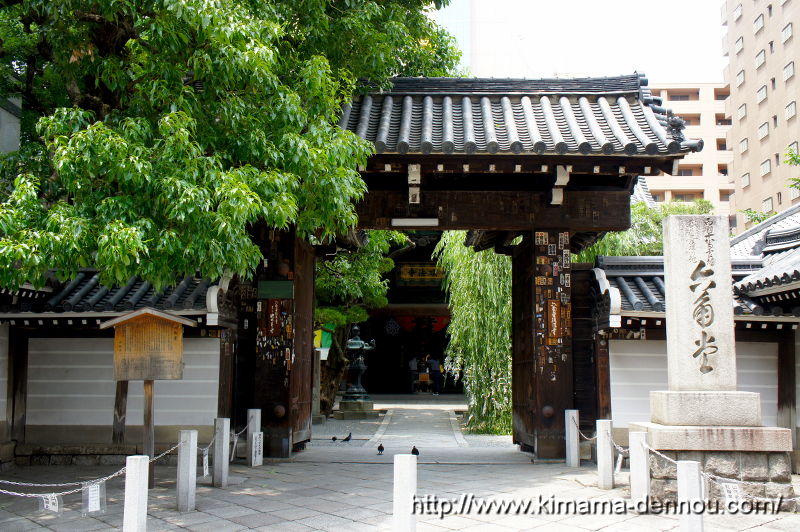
[573,199,714,263]
[0,0,459,289]
[434,231,512,434]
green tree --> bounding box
[433,231,513,433]
[0,0,459,289]
[314,230,406,414]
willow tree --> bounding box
[434,231,513,433]
[0,0,459,288]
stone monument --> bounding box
[630,216,794,501]
[334,326,380,420]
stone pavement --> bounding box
[1,396,799,531]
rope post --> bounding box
[247,409,263,467]
[122,455,149,532]
[213,418,230,488]
[176,430,197,512]
[393,454,417,532]
[629,431,649,502]
[596,419,614,489]
[677,460,704,532]
[565,410,579,467]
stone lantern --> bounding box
[335,325,379,420]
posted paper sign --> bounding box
[81,481,106,516]
[721,481,743,503]
[39,494,61,513]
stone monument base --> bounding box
[650,391,762,426]
[629,423,795,510]
[629,422,792,451]
[333,400,380,420]
[646,449,795,510]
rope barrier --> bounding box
[199,435,216,454]
[608,430,629,457]
[572,418,597,442]
[0,439,183,500]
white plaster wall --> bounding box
[27,337,219,427]
[610,339,777,427]
[0,324,8,424]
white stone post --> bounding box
[596,419,614,489]
[247,409,262,467]
[629,431,650,502]
[565,410,579,467]
[677,460,704,532]
[177,430,197,512]
[213,418,230,488]
[393,454,417,532]
[122,455,149,532]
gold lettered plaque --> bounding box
[100,308,196,381]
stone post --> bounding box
[393,454,417,532]
[213,417,229,488]
[177,430,197,512]
[246,409,262,467]
[596,419,614,489]
[677,460,704,532]
[565,410,579,467]
[629,431,649,502]
[122,455,149,532]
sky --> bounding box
[431,0,728,84]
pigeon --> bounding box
[331,436,337,442]
[342,432,352,443]
[411,446,419,456]
[377,443,384,455]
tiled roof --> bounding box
[594,256,778,317]
[341,73,703,156]
[730,204,800,263]
[0,271,214,315]
[733,252,800,295]
[631,177,656,207]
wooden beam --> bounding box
[9,329,27,442]
[778,330,797,449]
[356,190,632,232]
[112,381,128,444]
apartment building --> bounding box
[645,83,734,219]
[722,0,800,232]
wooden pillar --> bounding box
[9,329,28,442]
[778,329,797,449]
[595,333,612,420]
[112,381,129,444]
[512,235,535,450]
[217,329,235,419]
[531,230,573,458]
[143,380,155,489]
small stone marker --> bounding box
[596,419,614,489]
[565,410,579,467]
[677,460,704,532]
[122,455,149,532]
[213,418,230,488]
[393,454,417,532]
[628,432,650,502]
[177,429,197,512]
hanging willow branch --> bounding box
[433,231,512,434]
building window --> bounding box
[721,191,732,202]
[760,159,772,176]
[742,173,751,187]
[736,70,746,86]
[758,122,769,139]
[735,36,745,53]
[787,101,797,120]
[790,141,799,154]
[778,192,783,205]
[768,4,773,16]
[784,61,795,80]
[757,85,768,103]
[734,4,742,20]
[774,114,778,127]
[714,88,730,100]
[770,40,775,53]
[755,49,766,68]
[754,14,765,33]
[791,187,800,200]
[740,138,749,153]
[782,23,793,43]
[717,139,728,151]
[737,103,747,120]
[776,153,781,166]
[763,197,774,212]
[719,164,729,176]
[772,77,777,89]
